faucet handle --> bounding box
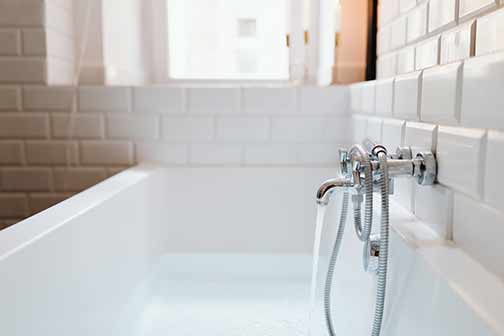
[339,149,350,176]
[414,152,437,185]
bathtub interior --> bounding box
[0,165,503,336]
[312,190,504,336]
[0,166,334,335]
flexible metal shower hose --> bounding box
[371,152,389,336]
[353,147,374,243]
[323,191,349,336]
[323,152,389,336]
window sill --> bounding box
[156,79,300,88]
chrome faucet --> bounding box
[316,140,437,205]
[316,177,354,205]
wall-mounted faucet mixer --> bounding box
[316,142,437,206]
[315,140,438,336]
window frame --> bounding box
[150,0,308,85]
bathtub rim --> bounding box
[0,163,165,262]
[389,202,504,335]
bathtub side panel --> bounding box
[0,168,166,336]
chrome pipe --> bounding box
[371,159,415,177]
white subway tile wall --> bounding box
[80,141,134,166]
[380,0,401,24]
[381,118,405,150]
[356,0,504,280]
[436,126,485,198]
[0,141,24,165]
[0,29,20,56]
[459,0,497,18]
[391,178,415,212]
[0,113,50,139]
[375,78,394,116]
[484,131,504,213]
[378,52,398,78]
[350,84,363,114]
[299,87,348,115]
[0,0,75,85]
[428,0,457,32]
[397,47,416,74]
[415,36,440,70]
[242,88,297,114]
[0,194,28,219]
[23,86,75,111]
[377,27,391,56]
[361,81,376,115]
[21,29,46,56]
[414,184,453,239]
[1,167,52,192]
[461,52,504,129]
[352,115,368,143]
[440,21,476,64]
[357,0,504,279]
[106,115,159,140]
[51,114,104,139]
[453,193,504,279]
[476,7,504,56]
[0,86,20,111]
[391,17,408,49]
[394,71,422,120]
[271,116,347,143]
[407,3,428,42]
[0,0,44,27]
[0,86,349,224]
[216,117,270,143]
[135,143,188,165]
[79,87,132,113]
[53,168,107,192]
[133,87,185,114]
[421,62,462,125]
[187,88,240,115]
[400,0,417,13]
[0,58,46,83]
[25,141,79,165]
[190,144,243,165]
[367,117,383,143]
[161,116,214,143]
[404,122,437,155]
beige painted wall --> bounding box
[334,0,370,84]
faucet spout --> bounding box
[316,177,354,206]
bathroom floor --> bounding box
[115,255,312,336]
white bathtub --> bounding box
[0,165,502,336]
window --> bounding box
[165,0,290,80]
